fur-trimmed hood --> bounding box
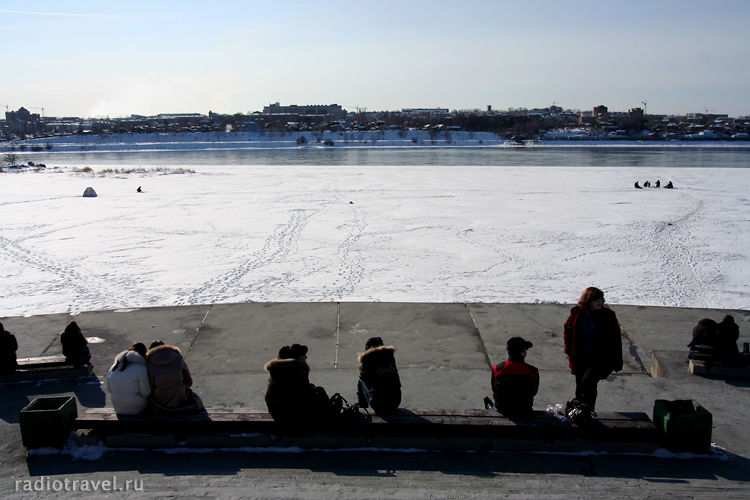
[358,345,396,364]
[112,349,147,369]
[264,357,310,374]
[146,344,182,366]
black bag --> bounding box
[328,392,345,416]
[328,393,361,422]
[565,399,597,426]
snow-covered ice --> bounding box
[1,163,749,317]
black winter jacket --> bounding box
[491,357,539,415]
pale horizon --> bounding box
[2,0,749,119]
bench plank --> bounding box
[17,355,67,366]
[75,407,658,453]
[0,359,93,383]
[690,359,750,377]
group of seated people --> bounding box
[0,321,91,375]
[104,334,404,420]
[688,315,743,356]
[264,336,402,423]
[3,309,744,422]
[106,340,204,415]
[634,180,674,189]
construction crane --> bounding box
[27,106,45,118]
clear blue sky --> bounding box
[2,0,749,118]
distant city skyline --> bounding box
[2,0,749,118]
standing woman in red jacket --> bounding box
[563,287,623,410]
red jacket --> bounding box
[564,306,623,375]
[491,359,539,415]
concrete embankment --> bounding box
[2,302,749,499]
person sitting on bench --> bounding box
[688,318,719,351]
[689,316,740,356]
[0,323,19,374]
[357,336,401,414]
[61,321,91,366]
[490,336,539,415]
[717,315,741,355]
[106,343,152,415]
[264,343,337,423]
[146,343,204,413]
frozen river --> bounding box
[1,147,749,316]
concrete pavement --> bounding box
[2,302,749,498]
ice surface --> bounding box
[1,164,748,316]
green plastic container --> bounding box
[19,396,78,450]
[653,399,712,453]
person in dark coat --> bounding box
[61,321,91,365]
[264,344,334,423]
[491,336,539,415]
[563,287,623,410]
[146,344,204,413]
[0,323,19,374]
[357,337,401,414]
[717,315,741,355]
[687,318,719,351]
[634,182,642,189]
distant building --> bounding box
[5,107,43,135]
[593,105,608,116]
[45,117,82,134]
[262,103,345,120]
[402,108,450,117]
[629,107,644,118]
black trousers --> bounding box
[574,365,611,410]
[357,378,401,414]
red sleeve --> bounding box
[563,311,575,356]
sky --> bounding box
[2,0,750,118]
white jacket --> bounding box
[106,350,151,415]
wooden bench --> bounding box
[0,355,93,383]
[74,408,658,453]
[687,350,750,377]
